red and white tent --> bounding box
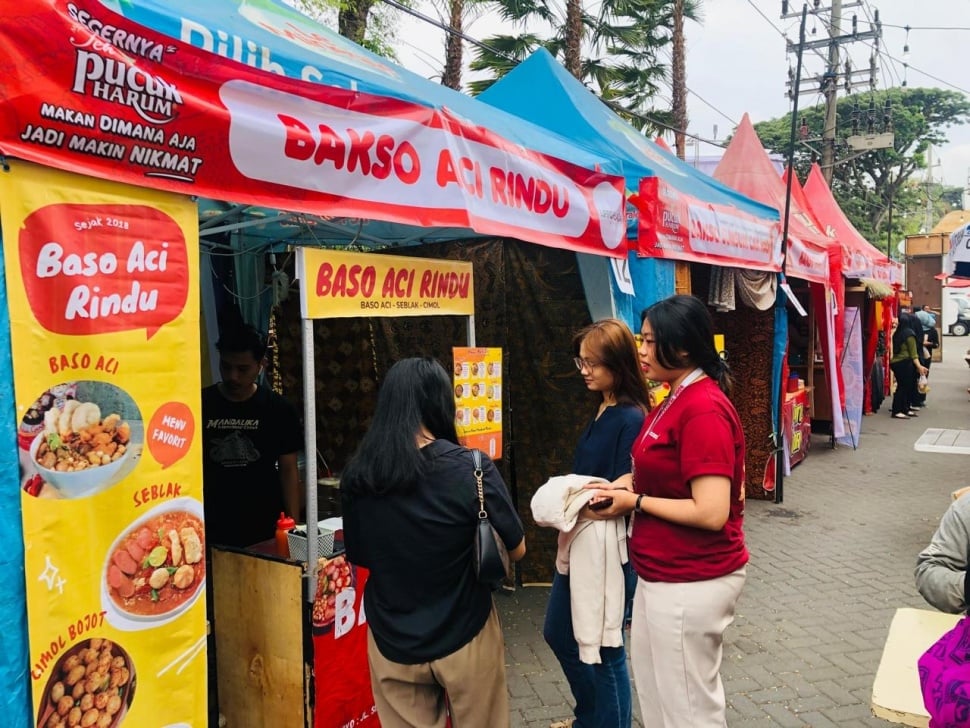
[803,163,903,286]
[714,115,845,437]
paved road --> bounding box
[498,342,970,727]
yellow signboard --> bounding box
[297,248,475,319]
[1,160,205,727]
[453,348,503,459]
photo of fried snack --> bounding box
[22,381,142,500]
[37,637,135,728]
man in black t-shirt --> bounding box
[201,324,303,548]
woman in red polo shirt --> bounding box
[587,294,748,727]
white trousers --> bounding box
[630,568,746,727]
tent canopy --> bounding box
[0,0,629,257]
[479,49,779,221]
[714,115,833,287]
[477,49,783,273]
[803,163,903,285]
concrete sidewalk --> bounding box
[498,343,970,727]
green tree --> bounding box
[751,88,970,251]
[466,0,699,133]
[290,0,401,59]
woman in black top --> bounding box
[341,357,525,728]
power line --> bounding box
[881,23,970,31]
[381,0,729,146]
[743,0,788,39]
[380,0,519,64]
[658,50,738,126]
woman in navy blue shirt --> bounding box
[545,319,650,728]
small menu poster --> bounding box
[452,347,503,459]
[1,160,205,727]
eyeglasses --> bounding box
[573,357,601,371]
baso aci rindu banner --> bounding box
[0,159,205,727]
[296,248,474,319]
[0,0,628,257]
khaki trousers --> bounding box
[367,603,510,728]
[630,568,746,727]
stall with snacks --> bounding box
[209,247,492,727]
[0,1,629,725]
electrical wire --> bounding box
[880,23,970,32]
[743,0,788,39]
[657,50,738,127]
[380,0,519,64]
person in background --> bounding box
[201,323,303,727]
[915,489,970,613]
[912,305,939,409]
[585,294,748,728]
[542,319,650,728]
[341,357,525,728]
[201,324,303,547]
[889,312,928,420]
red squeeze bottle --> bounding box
[276,512,296,558]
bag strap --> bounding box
[472,449,487,518]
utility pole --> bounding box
[924,146,935,232]
[820,0,842,184]
[783,1,885,181]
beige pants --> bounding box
[630,568,746,727]
[367,603,510,728]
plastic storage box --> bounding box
[286,518,344,561]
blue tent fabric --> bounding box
[613,255,675,329]
[0,235,30,725]
[478,49,780,224]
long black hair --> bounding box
[341,357,460,498]
[642,294,734,396]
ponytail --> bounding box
[704,356,734,397]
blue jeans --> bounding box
[543,568,634,728]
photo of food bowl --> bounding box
[36,637,136,728]
[102,498,206,630]
[312,554,356,634]
[21,381,142,499]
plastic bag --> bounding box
[918,373,930,394]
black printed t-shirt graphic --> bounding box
[201,385,302,548]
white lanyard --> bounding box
[638,367,705,445]
[630,367,705,522]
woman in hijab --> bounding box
[889,312,928,419]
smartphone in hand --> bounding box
[589,496,613,511]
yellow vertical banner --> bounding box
[452,348,503,459]
[0,160,205,727]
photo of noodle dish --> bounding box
[36,637,136,728]
[102,498,205,630]
[312,554,355,634]
[21,382,143,499]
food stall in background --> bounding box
[209,248,480,728]
[1,162,206,727]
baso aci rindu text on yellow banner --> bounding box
[297,248,474,319]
